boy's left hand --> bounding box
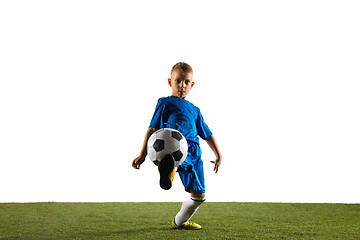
[205,135,222,173]
[210,157,221,173]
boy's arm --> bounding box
[205,135,222,173]
[132,127,157,169]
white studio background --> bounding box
[1,1,359,203]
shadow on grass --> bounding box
[114,226,171,234]
[71,226,175,239]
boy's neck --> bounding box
[171,94,186,100]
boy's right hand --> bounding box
[132,155,146,169]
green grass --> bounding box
[0,202,359,239]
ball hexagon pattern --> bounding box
[147,128,188,167]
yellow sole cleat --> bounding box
[172,219,202,230]
[170,168,176,182]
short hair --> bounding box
[171,62,193,75]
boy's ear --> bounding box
[191,81,195,88]
[168,78,172,87]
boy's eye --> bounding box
[176,80,181,84]
[185,80,190,85]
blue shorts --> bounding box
[177,143,205,193]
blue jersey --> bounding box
[149,96,213,146]
[149,96,212,193]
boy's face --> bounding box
[168,70,194,99]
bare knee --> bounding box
[190,191,206,199]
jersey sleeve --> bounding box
[196,109,213,140]
[149,98,166,129]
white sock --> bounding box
[174,197,206,226]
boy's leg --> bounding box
[190,191,206,199]
[173,191,205,229]
[174,150,205,229]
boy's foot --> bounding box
[158,154,175,190]
[171,219,202,230]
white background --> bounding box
[1,0,359,203]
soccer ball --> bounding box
[147,128,188,167]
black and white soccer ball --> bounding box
[147,128,188,167]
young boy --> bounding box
[132,62,222,230]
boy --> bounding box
[132,62,222,230]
